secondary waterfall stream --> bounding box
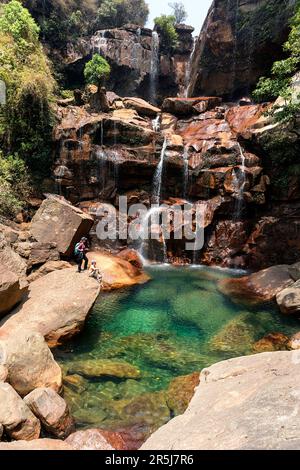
[234,143,247,219]
[150,31,159,104]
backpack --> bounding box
[74,242,81,256]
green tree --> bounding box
[0,152,31,218]
[0,0,40,50]
[253,2,300,122]
[97,0,149,29]
[84,54,111,89]
[0,1,55,173]
[154,15,178,51]
[168,2,187,24]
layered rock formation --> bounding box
[189,0,296,99]
[64,24,194,102]
[52,90,300,269]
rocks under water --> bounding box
[55,266,300,449]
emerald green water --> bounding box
[55,266,299,447]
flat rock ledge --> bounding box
[141,351,300,450]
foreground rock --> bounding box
[0,267,100,348]
[219,265,296,305]
[0,439,73,450]
[142,351,300,450]
[24,388,74,438]
[0,382,40,441]
[66,429,115,450]
[0,267,26,317]
[0,330,62,396]
[276,280,300,316]
[30,196,94,257]
[87,252,149,291]
[27,260,73,283]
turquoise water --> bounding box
[55,266,299,447]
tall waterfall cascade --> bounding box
[150,31,160,104]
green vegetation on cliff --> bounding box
[0,0,55,173]
[0,152,30,217]
[154,15,178,51]
[254,1,300,122]
[84,54,111,89]
[96,0,149,29]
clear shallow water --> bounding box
[55,266,299,446]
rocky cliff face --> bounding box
[51,90,300,269]
[64,24,194,103]
[189,0,297,99]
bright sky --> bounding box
[146,0,213,35]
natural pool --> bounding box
[55,266,299,448]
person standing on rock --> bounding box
[74,237,89,273]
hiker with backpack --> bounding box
[74,237,89,273]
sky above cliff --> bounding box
[146,0,212,34]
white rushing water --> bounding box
[138,206,168,265]
[149,31,159,104]
[234,143,246,219]
[152,136,168,204]
[152,114,161,132]
[183,145,190,199]
[184,37,197,98]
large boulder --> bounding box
[87,252,149,291]
[0,267,100,348]
[0,244,28,288]
[0,382,40,441]
[0,439,73,450]
[30,196,94,257]
[162,97,221,116]
[142,351,300,450]
[123,97,160,117]
[0,267,26,317]
[219,265,296,305]
[276,280,300,316]
[0,329,62,397]
[27,260,73,283]
[24,388,74,438]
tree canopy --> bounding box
[84,53,111,88]
[154,14,178,52]
[0,0,55,172]
[168,2,187,24]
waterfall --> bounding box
[183,145,189,199]
[96,149,107,192]
[92,30,108,56]
[152,137,168,204]
[184,38,196,98]
[150,31,159,104]
[234,143,246,219]
[152,114,161,132]
[138,206,168,265]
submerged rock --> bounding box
[208,314,257,356]
[66,359,141,380]
[252,333,290,353]
[166,372,200,416]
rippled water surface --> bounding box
[55,266,299,447]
